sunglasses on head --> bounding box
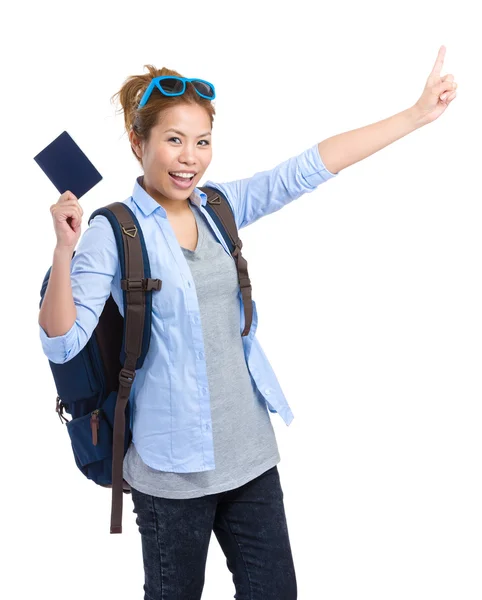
[138,76,216,108]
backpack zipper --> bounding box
[91,409,101,446]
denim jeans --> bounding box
[130,465,297,600]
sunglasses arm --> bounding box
[138,81,157,108]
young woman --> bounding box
[39,46,457,600]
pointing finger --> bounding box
[430,45,446,79]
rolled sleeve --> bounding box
[39,321,78,364]
[203,143,338,230]
[301,143,339,187]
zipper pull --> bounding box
[91,410,100,446]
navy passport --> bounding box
[34,131,102,199]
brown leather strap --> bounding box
[200,188,253,336]
[103,191,250,531]
[104,203,152,534]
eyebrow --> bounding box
[164,128,212,138]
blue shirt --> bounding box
[39,143,338,472]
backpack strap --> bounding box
[89,202,161,534]
[199,186,253,336]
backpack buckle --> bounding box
[239,276,251,290]
[119,368,136,387]
[232,240,243,258]
[121,225,138,238]
[121,278,162,291]
[207,194,221,205]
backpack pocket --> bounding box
[66,391,131,486]
[51,348,102,406]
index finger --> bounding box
[431,45,446,78]
[61,190,78,202]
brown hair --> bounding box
[110,65,216,165]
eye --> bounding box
[168,137,210,146]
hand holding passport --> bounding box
[34,131,100,247]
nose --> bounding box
[178,144,198,165]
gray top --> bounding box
[123,201,280,498]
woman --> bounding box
[39,47,457,600]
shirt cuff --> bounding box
[39,321,77,364]
[300,143,339,188]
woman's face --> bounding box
[131,103,213,210]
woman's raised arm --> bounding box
[317,45,457,175]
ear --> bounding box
[129,129,143,160]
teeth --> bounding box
[170,172,194,179]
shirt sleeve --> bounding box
[203,143,338,230]
[38,214,119,364]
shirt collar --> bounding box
[131,175,208,217]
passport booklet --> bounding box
[34,131,102,198]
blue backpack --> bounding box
[39,186,253,534]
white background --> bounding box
[1,0,480,598]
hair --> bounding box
[110,65,216,166]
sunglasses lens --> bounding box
[159,78,184,94]
[192,80,214,98]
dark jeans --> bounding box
[130,465,297,600]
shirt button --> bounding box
[265,388,272,396]
[205,423,210,431]
[198,351,204,360]
[202,387,208,395]
[187,281,192,288]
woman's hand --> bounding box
[50,190,84,250]
[413,45,458,126]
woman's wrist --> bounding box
[53,245,75,260]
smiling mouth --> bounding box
[168,173,196,188]
[169,173,195,181]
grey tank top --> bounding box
[123,201,280,498]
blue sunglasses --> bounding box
[138,76,216,108]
